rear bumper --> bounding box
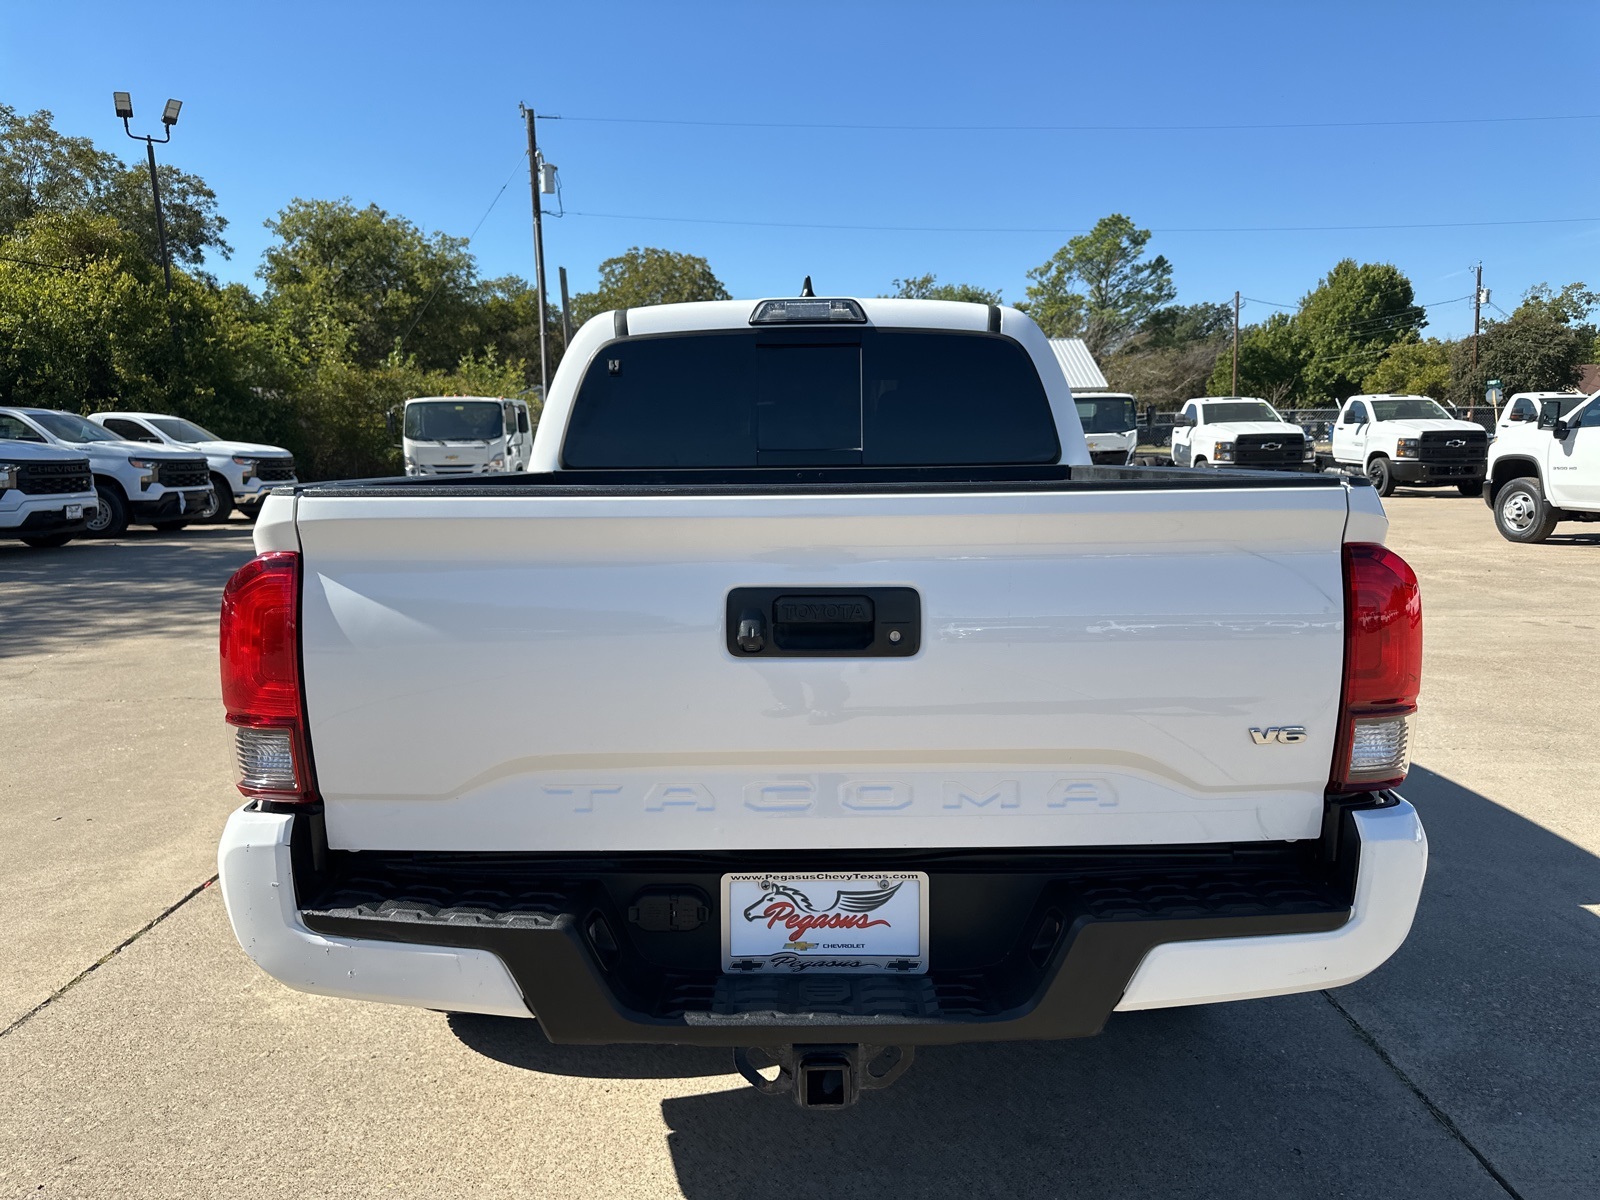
[218,799,1426,1043]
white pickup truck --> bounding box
[1330,394,1488,497]
[1485,390,1600,542]
[89,411,297,522]
[1170,396,1314,472]
[0,439,96,547]
[218,296,1428,1109]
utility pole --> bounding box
[1472,262,1483,378]
[559,266,573,349]
[1232,291,1240,394]
[521,104,551,400]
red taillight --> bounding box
[220,551,316,803]
[1330,543,1422,793]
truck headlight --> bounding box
[1303,441,1317,461]
[1214,442,1235,462]
[127,457,158,489]
[489,454,506,470]
[232,456,259,478]
[1396,439,1420,459]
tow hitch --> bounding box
[733,1044,914,1109]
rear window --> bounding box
[561,329,1060,468]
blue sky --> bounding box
[5,0,1597,338]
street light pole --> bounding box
[1232,291,1240,394]
[114,92,181,295]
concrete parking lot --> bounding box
[1,497,1596,1199]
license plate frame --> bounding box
[721,871,929,975]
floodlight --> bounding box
[162,98,182,127]
[113,91,134,119]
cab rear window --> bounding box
[561,328,1060,468]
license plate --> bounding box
[64,504,83,520]
[721,871,928,974]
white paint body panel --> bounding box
[216,805,530,1018]
[295,483,1358,853]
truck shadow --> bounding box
[0,525,255,658]
[449,764,1600,1199]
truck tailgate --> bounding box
[293,484,1351,852]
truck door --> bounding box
[1547,397,1600,507]
[1171,403,1195,466]
[1334,401,1369,465]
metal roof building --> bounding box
[1047,338,1109,391]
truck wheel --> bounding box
[87,480,129,538]
[21,534,74,548]
[1366,456,1395,497]
[203,476,233,523]
[1494,477,1558,543]
[1192,457,1208,469]
[1456,481,1484,498]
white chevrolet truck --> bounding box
[1330,394,1489,498]
[0,438,96,547]
[1485,390,1600,542]
[89,412,297,522]
[1170,396,1315,472]
[218,297,1428,1109]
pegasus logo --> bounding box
[742,878,902,922]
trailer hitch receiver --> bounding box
[734,1043,914,1109]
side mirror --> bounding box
[1173,413,1195,428]
[1538,400,1563,430]
[1553,418,1573,440]
[1507,409,1527,422]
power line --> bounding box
[557,112,1600,135]
[564,210,1600,236]
[397,152,525,353]
[0,253,75,272]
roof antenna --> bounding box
[800,276,815,297]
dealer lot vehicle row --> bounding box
[0,405,296,546]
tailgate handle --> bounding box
[726,587,919,657]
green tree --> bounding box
[1295,259,1424,401]
[1022,214,1175,353]
[571,246,730,323]
[258,197,479,371]
[0,105,229,267]
[1447,284,1595,405]
[1102,303,1232,409]
[1206,312,1305,405]
[886,273,1001,304]
[1363,337,1452,400]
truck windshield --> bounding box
[404,400,504,441]
[150,417,221,442]
[563,329,1059,468]
[28,411,123,442]
[1371,398,1451,421]
[1075,398,1138,433]
[1202,401,1281,423]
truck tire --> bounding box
[1366,456,1395,497]
[1192,457,1208,469]
[1457,481,1484,498]
[1494,477,1558,543]
[203,475,233,523]
[21,534,74,548]
[87,479,129,538]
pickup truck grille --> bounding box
[1418,430,1487,464]
[154,459,210,489]
[15,461,93,495]
[1233,433,1305,469]
[255,457,295,482]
